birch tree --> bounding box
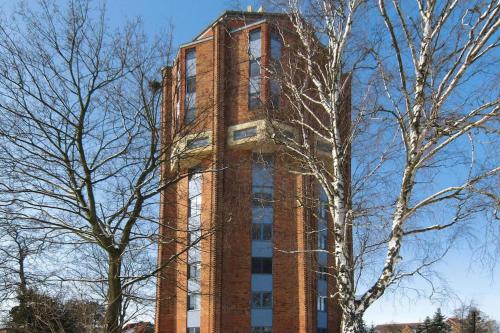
[268,1,499,332]
[0,0,211,331]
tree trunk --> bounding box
[342,308,363,333]
[18,249,28,296]
[104,253,123,333]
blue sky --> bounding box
[105,0,230,47]
[0,0,498,325]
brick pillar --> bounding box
[209,23,226,333]
[273,155,301,332]
[155,67,178,333]
[297,174,315,333]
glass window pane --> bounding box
[317,296,327,312]
[234,126,257,140]
[249,29,261,59]
[188,196,201,212]
[189,195,201,213]
[188,215,201,230]
[188,263,200,280]
[319,204,328,220]
[185,89,196,124]
[187,137,209,149]
[252,207,273,224]
[253,154,273,165]
[251,258,261,273]
[188,293,200,310]
[252,192,273,207]
[252,224,261,240]
[187,250,200,264]
[318,230,327,250]
[185,92,196,109]
[271,32,282,60]
[176,100,180,120]
[252,166,272,187]
[185,108,195,123]
[318,266,328,280]
[189,179,202,199]
[252,292,261,308]
[262,292,272,307]
[250,59,260,77]
[189,230,201,244]
[185,109,196,123]
[270,79,280,94]
[186,49,196,77]
[194,264,200,280]
[320,188,328,202]
[249,75,260,93]
[249,93,260,110]
[262,258,272,274]
[186,77,196,93]
[262,224,272,240]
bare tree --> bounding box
[0,216,104,333]
[0,216,52,313]
[0,1,212,332]
[266,1,499,332]
[453,304,500,333]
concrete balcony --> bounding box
[171,130,213,170]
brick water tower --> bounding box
[155,9,349,333]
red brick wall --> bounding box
[273,156,301,332]
[220,150,252,332]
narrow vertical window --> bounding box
[185,48,196,123]
[252,155,273,207]
[251,154,273,332]
[269,31,282,109]
[248,29,261,110]
[251,291,273,308]
[270,32,282,61]
[175,62,181,123]
[186,169,201,331]
[187,293,200,310]
[317,296,327,312]
[318,230,327,250]
[317,187,328,331]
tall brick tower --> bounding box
[155,10,348,333]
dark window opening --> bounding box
[234,126,257,141]
[318,266,328,280]
[252,223,273,241]
[187,137,209,149]
[188,262,201,281]
[184,48,196,124]
[317,295,327,312]
[248,29,261,110]
[252,192,273,207]
[252,328,272,333]
[252,291,273,308]
[187,293,200,311]
[252,257,272,274]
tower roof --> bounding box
[192,10,288,42]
